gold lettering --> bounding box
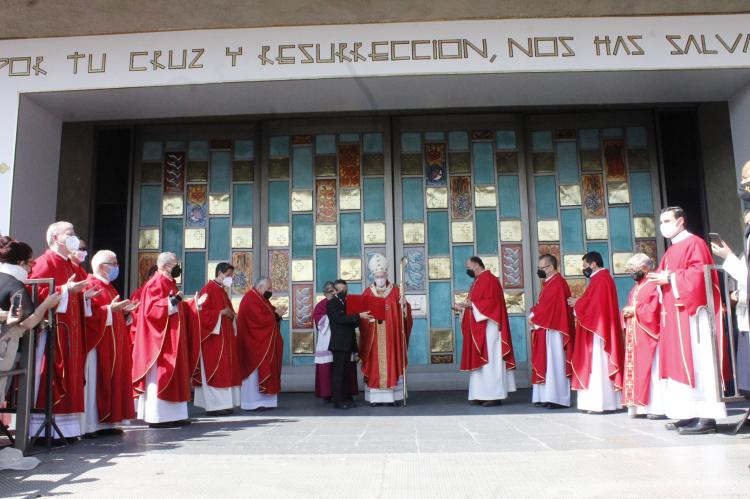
[369,41,388,61]
[189,48,204,69]
[391,40,409,61]
[130,51,148,71]
[628,35,644,55]
[613,37,630,55]
[715,33,742,53]
[276,44,295,64]
[87,53,106,73]
[438,39,462,59]
[258,45,274,65]
[150,50,165,70]
[411,40,430,60]
[9,57,31,76]
[508,37,532,58]
[299,44,314,63]
[315,43,335,63]
[534,37,558,57]
[335,43,352,63]
[67,51,85,74]
[350,42,366,62]
[168,49,187,69]
[700,34,717,55]
[226,46,243,66]
[33,56,46,75]
[666,35,684,55]
[463,38,488,58]
[684,34,702,54]
[559,36,575,57]
[594,36,611,56]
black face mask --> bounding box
[170,264,182,279]
[744,223,750,239]
[583,267,593,278]
[466,269,475,278]
[631,270,645,282]
[536,269,547,279]
[263,290,273,299]
[337,291,347,300]
[739,182,750,203]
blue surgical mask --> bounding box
[107,265,120,282]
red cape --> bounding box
[237,289,283,395]
[571,269,624,391]
[131,273,195,403]
[622,279,660,407]
[657,233,729,387]
[193,280,241,388]
[460,270,516,372]
[83,275,135,423]
[529,273,574,384]
[358,284,413,390]
[28,249,85,414]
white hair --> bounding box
[626,253,653,270]
[157,252,177,269]
[46,221,73,247]
[91,250,116,274]
[254,276,271,288]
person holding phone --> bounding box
[710,209,750,395]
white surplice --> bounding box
[240,369,278,410]
[531,330,570,407]
[468,304,516,401]
[193,316,240,412]
[576,335,621,412]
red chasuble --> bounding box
[131,273,195,403]
[193,280,241,388]
[529,273,574,384]
[237,289,283,395]
[571,269,624,391]
[358,283,413,390]
[83,275,135,422]
[622,279,660,407]
[28,249,85,414]
[128,285,145,345]
[460,270,516,372]
[657,233,728,387]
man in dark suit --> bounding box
[326,279,371,409]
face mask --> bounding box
[64,235,80,253]
[745,223,750,239]
[374,277,386,288]
[222,276,233,288]
[739,180,750,202]
[466,269,475,279]
[107,265,119,282]
[659,221,679,239]
[631,270,645,282]
[263,290,273,299]
[583,267,593,278]
[170,264,182,279]
[536,269,547,279]
[74,250,87,262]
[337,291,347,300]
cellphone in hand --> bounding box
[10,293,22,317]
[708,232,723,245]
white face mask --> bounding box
[659,221,679,239]
[374,277,387,288]
[222,276,233,288]
[64,234,80,253]
[74,250,87,262]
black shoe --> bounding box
[481,400,502,407]
[533,402,545,408]
[347,401,358,408]
[469,400,482,406]
[665,418,697,431]
[82,432,98,439]
[33,437,68,447]
[323,397,333,403]
[545,403,568,410]
[95,428,124,436]
[678,418,717,435]
[206,409,234,417]
[646,414,667,420]
[148,422,176,428]
[370,402,382,407]
[333,403,350,410]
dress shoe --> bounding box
[333,403,350,410]
[665,418,697,431]
[646,414,667,420]
[533,402,545,408]
[545,403,568,410]
[370,402,382,407]
[481,400,502,407]
[96,428,124,436]
[82,432,98,439]
[206,409,234,417]
[469,400,482,406]
[678,418,717,435]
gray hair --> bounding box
[626,253,653,270]
[323,280,335,293]
[46,221,73,247]
[91,250,116,273]
[253,276,271,288]
[156,252,177,268]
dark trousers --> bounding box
[331,350,352,404]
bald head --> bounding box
[743,160,750,182]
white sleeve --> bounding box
[211,316,221,335]
[105,305,113,327]
[83,297,93,318]
[669,272,680,300]
[471,303,489,322]
[167,297,178,315]
[722,253,747,285]
[56,285,69,314]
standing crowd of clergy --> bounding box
[0,191,747,443]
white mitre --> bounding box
[368,253,388,276]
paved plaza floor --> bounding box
[1,389,749,498]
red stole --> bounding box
[83,275,135,423]
[193,280,241,388]
[131,273,194,403]
[622,279,660,407]
[28,249,85,413]
[530,273,574,384]
[657,234,728,387]
[237,289,283,395]
[359,284,413,390]
[460,270,516,372]
[571,269,624,391]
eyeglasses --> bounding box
[536,264,551,271]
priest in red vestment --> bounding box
[567,251,624,413]
[530,254,574,408]
[455,256,516,407]
[622,253,665,419]
[648,207,727,435]
[81,250,138,436]
[192,262,241,416]
[28,221,94,441]
[358,254,412,406]
[237,276,286,411]
[128,264,157,344]
[132,252,205,428]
